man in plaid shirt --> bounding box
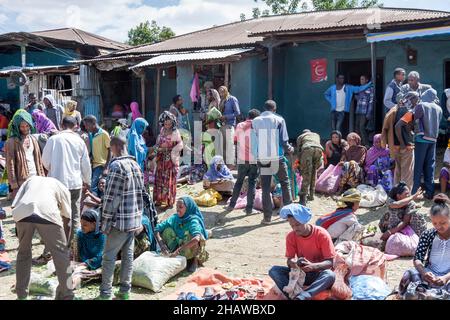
[355,75,374,147]
[97,136,144,300]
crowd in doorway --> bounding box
[0,67,450,301]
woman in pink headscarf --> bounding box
[127,102,143,126]
[365,134,393,189]
[32,109,58,135]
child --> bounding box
[75,209,106,270]
[439,140,450,193]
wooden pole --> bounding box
[224,63,229,88]
[268,45,274,100]
[371,42,377,120]
[155,68,161,135]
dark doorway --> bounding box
[445,60,450,89]
[337,59,384,139]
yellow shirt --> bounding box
[91,129,111,168]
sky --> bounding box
[0,0,448,43]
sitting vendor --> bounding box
[75,209,106,270]
[316,188,364,244]
[155,196,209,272]
[203,155,235,195]
[399,195,450,295]
[269,204,336,300]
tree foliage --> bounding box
[127,20,175,46]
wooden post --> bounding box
[140,76,146,119]
[268,45,274,100]
[155,67,161,135]
[224,63,229,88]
[371,42,377,120]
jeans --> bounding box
[269,266,336,300]
[229,163,258,211]
[91,166,104,195]
[413,142,436,197]
[100,228,135,297]
[355,114,369,147]
[259,159,292,221]
[331,111,345,134]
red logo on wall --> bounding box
[310,58,328,83]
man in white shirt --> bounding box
[383,68,406,113]
[42,116,91,244]
[12,176,74,300]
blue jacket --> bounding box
[324,82,373,113]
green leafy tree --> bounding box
[127,20,175,46]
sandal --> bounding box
[32,253,52,266]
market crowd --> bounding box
[0,67,450,300]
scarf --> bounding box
[336,188,362,209]
[204,155,234,181]
[32,109,57,134]
[158,110,177,131]
[280,203,312,224]
[175,196,208,240]
[127,117,149,171]
[209,89,221,110]
[43,94,56,107]
[64,100,78,116]
[81,209,101,233]
[7,109,35,140]
[130,102,143,122]
[365,134,389,171]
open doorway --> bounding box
[445,60,450,89]
[337,59,384,138]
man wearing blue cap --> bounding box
[269,204,336,300]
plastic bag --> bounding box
[357,184,387,208]
[315,164,342,194]
[29,273,58,297]
[132,251,187,292]
[194,188,222,207]
[0,183,8,197]
[349,275,391,300]
[385,230,419,257]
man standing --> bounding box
[83,115,111,195]
[218,86,241,165]
[324,74,372,134]
[383,68,406,113]
[382,92,418,189]
[169,95,189,131]
[227,109,260,215]
[43,94,64,130]
[296,130,323,206]
[42,116,91,244]
[252,100,293,225]
[269,204,336,300]
[97,136,144,300]
[12,176,74,300]
[398,89,442,199]
[25,93,39,114]
[354,75,374,147]
[400,71,432,99]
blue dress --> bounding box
[76,229,106,270]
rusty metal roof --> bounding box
[30,28,129,50]
[106,7,449,57]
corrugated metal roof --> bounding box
[130,48,254,69]
[0,65,78,76]
[107,7,449,56]
[69,54,156,64]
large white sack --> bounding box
[132,251,187,292]
[357,184,387,208]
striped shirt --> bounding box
[428,236,450,276]
[101,156,144,234]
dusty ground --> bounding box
[0,178,435,300]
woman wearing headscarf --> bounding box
[63,100,82,127]
[203,155,235,194]
[338,132,367,193]
[365,134,393,191]
[316,188,364,244]
[75,209,106,270]
[43,94,64,130]
[127,117,149,172]
[153,111,183,208]
[127,102,143,126]
[325,130,348,167]
[32,109,58,135]
[5,110,45,197]
[155,196,209,272]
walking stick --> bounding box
[288,153,297,202]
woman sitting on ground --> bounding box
[203,155,235,195]
[155,196,209,272]
[325,130,348,168]
[379,182,427,254]
[364,134,393,191]
[398,195,450,296]
[439,140,450,193]
[75,209,106,270]
[316,188,364,244]
[338,132,367,193]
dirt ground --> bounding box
[0,179,436,300]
